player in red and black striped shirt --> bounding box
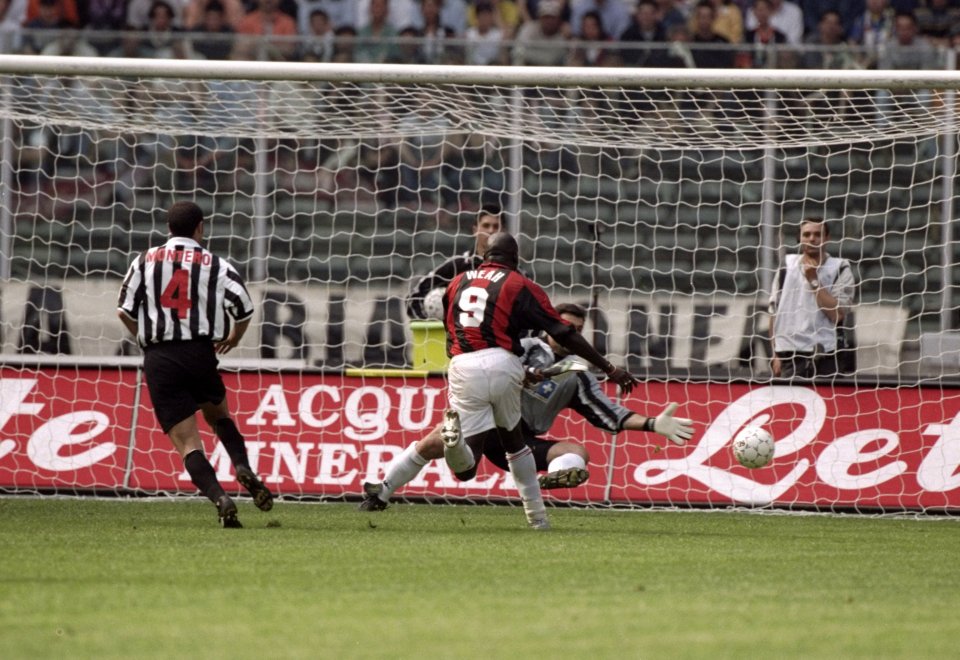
[439,232,637,530]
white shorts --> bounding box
[447,347,524,438]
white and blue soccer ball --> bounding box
[422,287,446,320]
[732,425,775,469]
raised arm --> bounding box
[551,330,638,395]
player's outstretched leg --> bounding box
[358,436,439,511]
[358,482,389,511]
[539,447,591,489]
[538,467,590,490]
[236,465,274,512]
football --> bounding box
[422,287,446,320]
[732,425,775,469]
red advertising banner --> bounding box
[1,367,959,511]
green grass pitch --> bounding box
[1,498,958,659]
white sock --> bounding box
[507,447,546,522]
[444,436,475,474]
[547,452,587,474]
[381,443,428,502]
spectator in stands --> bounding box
[801,9,858,69]
[849,0,895,68]
[460,133,506,208]
[331,23,356,61]
[797,9,859,128]
[191,0,235,59]
[950,21,960,65]
[914,0,960,45]
[513,0,569,65]
[656,0,687,33]
[396,91,460,210]
[663,21,696,68]
[24,0,76,24]
[0,0,27,53]
[519,0,571,28]
[300,8,334,60]
[420,0,460,64]
[690,0,733,68]
[127,0,188,29]
[744,0,803,45]
[465,1,506,65]
[740,0,788,68]
[570,0,631,40]
[173,126,222,196]
[26,28,105,180]
[695,0,742,44]
[710,0,744,44]
[135,0,190,58]
[467,0,521,39]
[568,9,618,66]
[879,10,934,68]
[391,24,427,63]
[39,27,98,56]
[235,0,298,60]
[439,0,468,35]
[21,0,71,55]
[800,0,863,39]
[80,0,129,54]
[620,0,669,67]
[769,218,856,379]
[183,0,245,30]
[295,0,357,34]
[356,0,420,31]
[355,0,399,62]
[620,0,671,117]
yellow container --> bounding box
[409,320,449,372]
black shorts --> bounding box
[143,340,226,433]
[482,434,556,472]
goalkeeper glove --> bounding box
[649,403,694,445]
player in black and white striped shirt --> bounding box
[118,201,273,528]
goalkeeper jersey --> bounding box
[519,338,632,436]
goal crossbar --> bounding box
[2,54,960,90]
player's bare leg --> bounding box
[201,400,273,512]
[498,423,549,530]
[168,415,240,528]
[539,442,591,490]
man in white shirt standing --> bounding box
[769,218,857,379]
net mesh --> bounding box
[1,67,957,511]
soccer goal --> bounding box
[1,56,959,513]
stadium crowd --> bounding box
[1,0,959,69]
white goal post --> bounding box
[1,55,960,513]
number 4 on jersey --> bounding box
[160,270,191,319]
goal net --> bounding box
[1,57,959,513]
